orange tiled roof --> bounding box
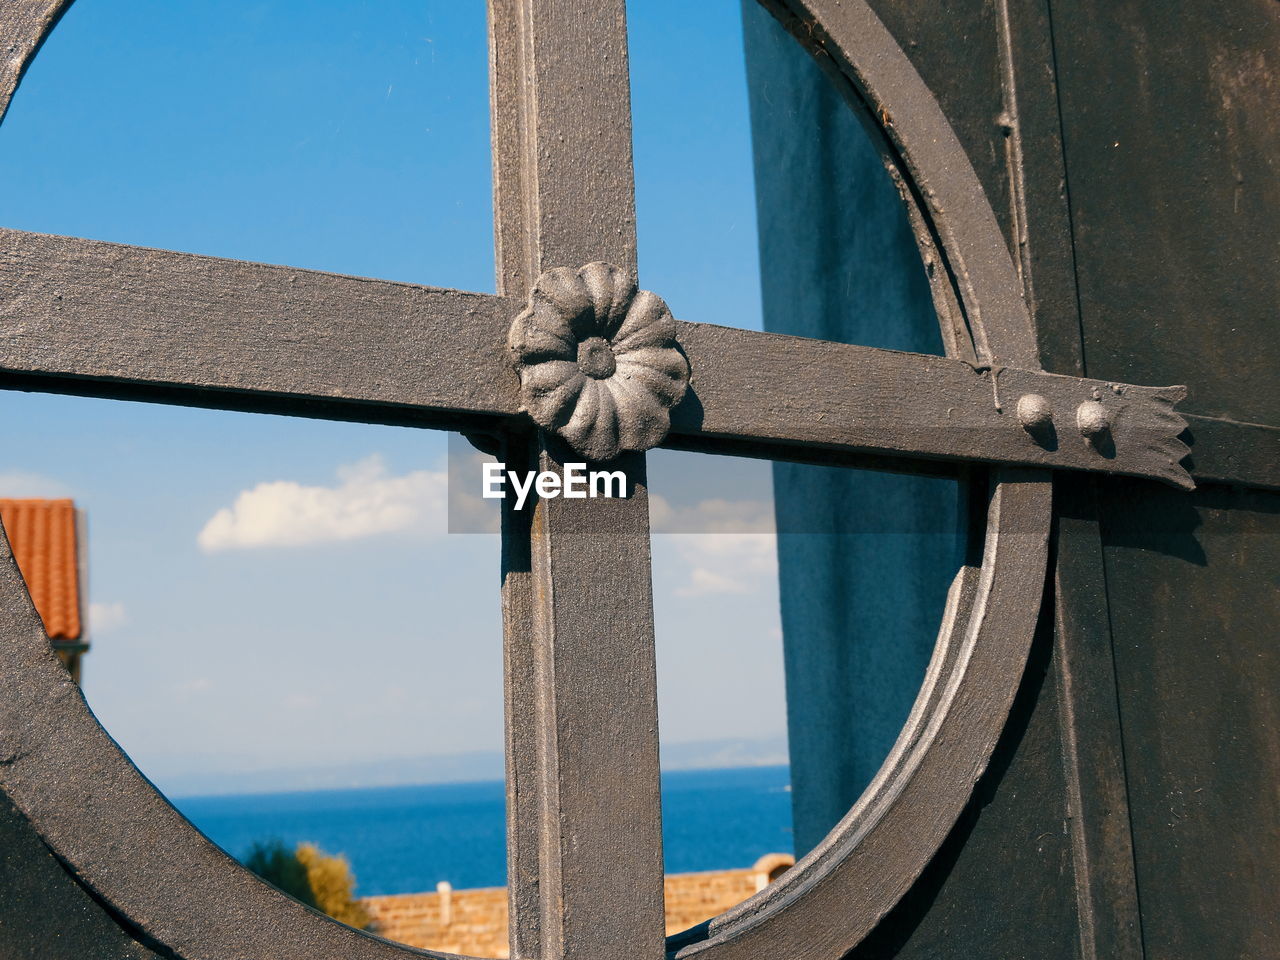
[0,499,82,641]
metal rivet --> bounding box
[1077,400,1111,441]
[1016,394,1053,433]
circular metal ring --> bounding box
[673,2,1051,956]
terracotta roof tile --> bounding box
[0,499,82,641]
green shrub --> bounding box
[296,842,374,930]
[243,839,316,908]
[243,839,374,931]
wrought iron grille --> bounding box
[0,2,1212,959]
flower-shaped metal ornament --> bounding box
[507,262,691,461]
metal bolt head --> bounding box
[1016,394,1053,434]
[577,336,617,379]
[1076,400,1111,441]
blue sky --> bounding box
[0,0,785,793]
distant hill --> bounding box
[160,735,790,798]
[660,735,789,772]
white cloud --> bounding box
[197,455,447,552]
[0,471,73,498]
[681,565,752,596]
[447,450,502,534]
[649,494,774,534]
[88,601,127,633]
[648,494,779,597]
[667,532,778,597]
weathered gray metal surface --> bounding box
[935,1,1151,950]
[1099,483,1280,960]
[0,0,1271,958]
[1050,2,1280,957]
[487,4,665,960]
[674,322,1193,488]
[0,789,164,960]
[1053,2,1280,431]
[1052,481,1145,960]
[0,227,516,424]
[507,262,689,461]
[495,431,541,960]
[747,1,1278,959]
[1181,414,1279,491]
[0,227,1208,488]
[0,0,68,123]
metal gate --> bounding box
[0,1,1274,959]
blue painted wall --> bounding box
[742,2,966,856]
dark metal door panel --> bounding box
[1051,0,1280,425]
[1048,3,1280,957]
[1099,484,1280,960]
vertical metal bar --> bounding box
[1053,479,1145,960]
[488,2,665,959]
[497,427,544,960]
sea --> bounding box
[174,764,793,897]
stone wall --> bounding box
[363,854,794,957]
[364,882,509,958]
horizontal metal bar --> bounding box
[1180,414,1279,492]
[0,227,520,421]
[0,228,1214,489]
[670,321,1194,490]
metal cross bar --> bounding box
[0,227,512,427]
[0,227,1204,490]
[672,322,1193,489]
[489,4,665,960]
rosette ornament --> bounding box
[507,262,691,461]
